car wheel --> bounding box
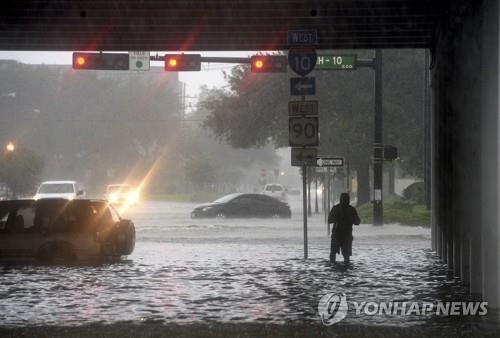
[215,212,227,219]
[115,220,136,255]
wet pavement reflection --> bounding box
[0,199,491,329]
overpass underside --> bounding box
[0,0,499,317]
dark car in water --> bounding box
[0,198,135,263]
[191,193,292,219]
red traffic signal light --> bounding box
[164,54,201,71]
[72,52,129,70]
[250,55,287,73]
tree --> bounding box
[0,147,44,197]
[200,50,426,205]
[184,157,216,191]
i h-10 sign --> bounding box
[316,55,356,70]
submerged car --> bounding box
[191,193,291,219]
[105,184,139,205]
[34,181,85,200]
[0,198,135,263]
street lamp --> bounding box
[5,142,15,152]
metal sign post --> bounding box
[302,165,308,259]
[287,29,318,260]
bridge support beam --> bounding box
[431,0,500,316]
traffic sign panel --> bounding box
[289,116,319,147]
[291,148,317,166]
[316,156,344,167]
[290,77,316,96]
[287,30,318,45]
[316,55,356,70]
[288,100,318,116]
[288,48,317,76]
[129,51,150,71]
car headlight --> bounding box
[127,191,139,203]
[202,206,213,211]
[109,193,118,203]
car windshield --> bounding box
[213,193,242,204]
[38,183,74,194]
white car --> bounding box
[106,184,139,205]
[262,184,287,201]
[34,181,85,200]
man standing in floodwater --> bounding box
[328,193,361,264]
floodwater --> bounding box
[0,198,490,329]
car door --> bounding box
[0,202,38,259]
[255,195,280,217]
[228,195,256,218]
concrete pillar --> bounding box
[461,238,470,286]
[481,0,500,310]
[453,233,461,277]
[432,0,499,312]
[470,236,482,296]
[441,228,447,264]
[435,223,441,258]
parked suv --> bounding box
[34,181,84,200]
[0,199,135,263]
[262,183,287,201]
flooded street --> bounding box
[0,199,486,328]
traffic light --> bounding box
[164,54,201,71]
[250,55,287,73]
[383,145,398,161]
[72,52,129,70]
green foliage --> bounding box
[0,147,44,197]
[148,192,220,203]
[184,157,216,190]
[402,181,425,204]
[199,50,426,205]
[201,64,289,148]
[357,194,430,227]
[0,61,182,191]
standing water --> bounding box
[0,198,492,331]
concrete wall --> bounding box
[431,0,499,311]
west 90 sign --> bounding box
[289,117,319,147]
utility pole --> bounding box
[302,166,308,259]
[314,175,319,214]
[307,167,312,216]
[373,49,384,225]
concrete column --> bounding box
[447,224,454,271]
[461,238,470,286]
[435,223,441,258]
[497,0,500,318]
[441,227,447,264]
[453,233,461,277]
[481,0,499,310]
[470,236,482,295]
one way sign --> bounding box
[290,77,316,96]
[316,156,344,167]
